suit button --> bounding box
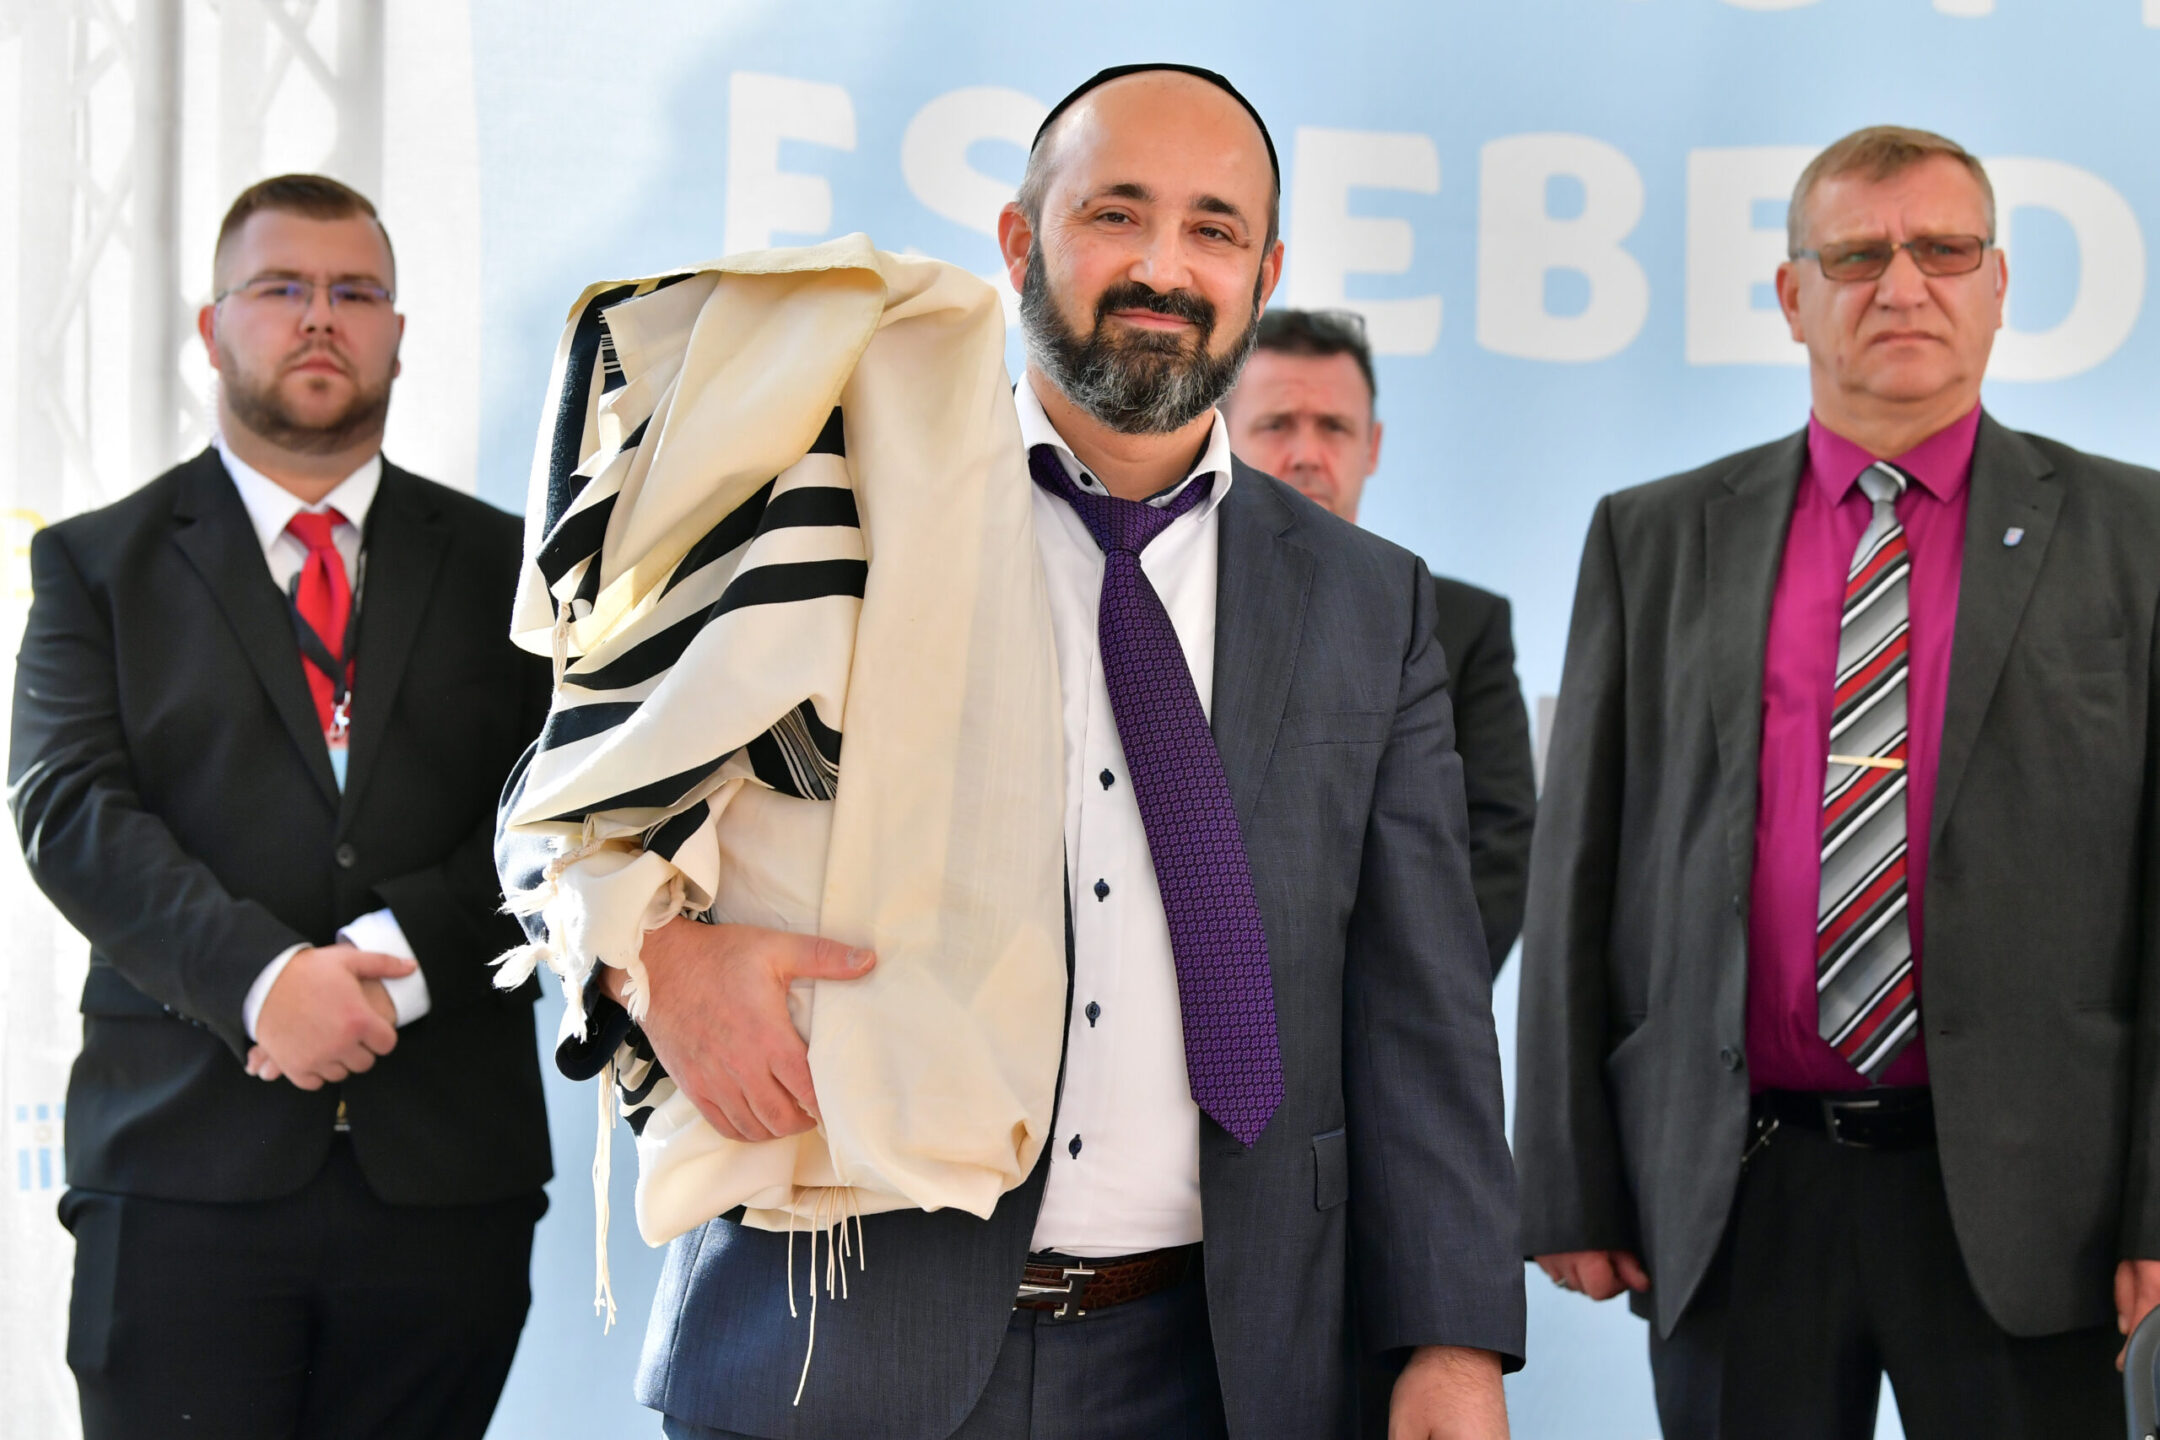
[1719,1046,1743,1072]
[334,843,358,870]
[1093,878,1110,901]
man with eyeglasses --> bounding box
[10,173,552,1438]
[1517,125,2160,1436]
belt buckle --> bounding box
[1819,1095,1882,1148]
[1017,1264,1096,1320]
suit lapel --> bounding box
[171,451,341,807]
[1211,463,1314,825]
[338,463,449,828]
[1929,414,2058,855]
[1704,432,1806,907]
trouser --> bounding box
[63,1135,544,1440]
[1648,1117,2122,1440]
[666,1262,1229,1440]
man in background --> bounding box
[1225,308,1536,975]
[10,174,551,1439]
[1517,125,2160,1438]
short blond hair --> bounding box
[1787,126,1995,254]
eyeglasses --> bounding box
[1789,234,1994,283]
[213,277,396,312]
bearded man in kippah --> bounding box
[506,64,1522,1440]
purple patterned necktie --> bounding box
[1030,444,1284,1147]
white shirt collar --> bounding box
[1014,374,1235,515]
[215,434,384,554]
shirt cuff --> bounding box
[339,907,430,1026]
[242,943,310,1043]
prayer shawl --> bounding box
[497,237,1067,1269]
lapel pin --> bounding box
[2003,527,2025,547]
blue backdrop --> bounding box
[471,4,2160,1435]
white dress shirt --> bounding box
[1016,376,1234,1258]
[216,438,430,1041]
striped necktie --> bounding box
[1817,461,1919,1082]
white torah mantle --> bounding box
[497,235,1067,1256]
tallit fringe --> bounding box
[594,1055,619,1331]
[492,825,682,1019]
[787,1184,868,1407]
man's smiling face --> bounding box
[1007,71,1283,435]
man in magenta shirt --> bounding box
[1747,406,1974,1094]
[1516,125,2160,1438]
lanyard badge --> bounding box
[286,570,361,788]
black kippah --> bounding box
[1030,63,1280,182]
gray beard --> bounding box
[1019,251,1260,436]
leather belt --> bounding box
[1015,1244,1198,1320]
[1752,1087,1936,1151]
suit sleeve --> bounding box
[1513,497,1637,1257]
[7,525,307,1057]
[373,639,552,1017]
[2124,594,2160,1259]
[1344,556,1526,1368]
[1448,590,1539,977]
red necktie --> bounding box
[286,510,353,735]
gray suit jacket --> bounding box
[508,461,1523,1438]
[1515,413,2160,1339]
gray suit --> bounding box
[509,461,1524,1438]
[1516,413,2160,1340]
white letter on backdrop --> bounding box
[1285,127,1442,356]
[724,73,856,255]
[1476,133,1650,362]
[901,86,1046,238]
[1685,146,1814,366]
[1985,157,2146,382]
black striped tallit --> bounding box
[524,281,863,831]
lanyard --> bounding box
[285,562,364,741]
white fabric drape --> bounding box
[500,236,1068,1247]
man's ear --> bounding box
[1775,261,1806,345]
[196,303,222,372]
[996,203,1033,296]
[1257,237,1285,311]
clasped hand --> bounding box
[245,942,412,1087]
[607,917,876,1143]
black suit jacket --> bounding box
[10,448,553,1206]
[1429,574,1537,975]
[1516,413,2160,1338]
[507,461,1524,1439]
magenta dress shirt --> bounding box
[1745,406,1980,1093]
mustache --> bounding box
[1094,281,1216,333]
[278,343,353,377]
